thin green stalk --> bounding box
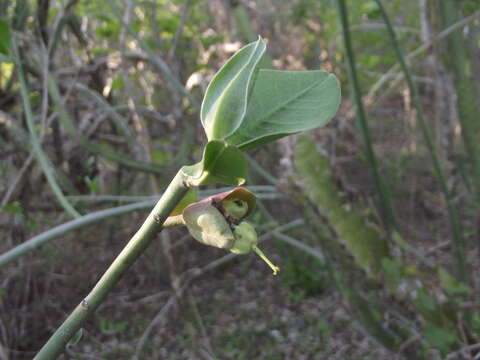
[199,219,305,273]
[245,154,278,186]
[0,200,156,268]
[168,0,193,59]
[272,230,324,262]
[374,0,468,283]
[106,0,199,109]
[335,0,396,233]
[47,75,164,174]
[366,10,480,104]
[162,214,185,227]
[0,186,283,268]
[65,186,281,203]
[34,171,189,359]
[11,37,81,219]
[73,83,136,148]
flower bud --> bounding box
[183,202,235,249]
[230,221,258,254]
[182,190,279,275]
[231,221,280,275]
[201,187,256,221]
[222,198,249,220]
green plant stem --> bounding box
[0,186,282,269]
[0,200,156,268]
[374,0,468,283]
[34,171,189,359]
[246,154,278,186]
[65,186,281,203]
[163,214,185,227]
[366,10,480,104]
[47,75,165,175]
[106,0,199,109]
[252,245,280,275]
[335,0,396,233]
[73,83,136,148]
[11,37,81,219]
[272,230,324,262]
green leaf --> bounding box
[423,323,457,355]
[1,202,23,217]
[181,140,246,186]
[415,289,437,312]
[201,37,266,140]
[0,20,11,55]
[225,69,341,151]
[381,257,401,290]
[438,268,470,296]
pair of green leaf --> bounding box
[201,36,341,151]
[183,37,340,187]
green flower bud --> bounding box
[222,198,249,220]
[230,221,257,254]
[183,202,235,249]
[182,192,279,275]
[231,221,280,275]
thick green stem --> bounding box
[34,171,189,359]
[374,0,468,284]
[335,0,396,234]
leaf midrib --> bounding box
[208,40,264,138]
[234,73,331,140]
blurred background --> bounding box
[1,0,480,359]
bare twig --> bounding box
[168,0,193,60]
[446,343,480,360]
[187,291,217,359]
[1,153,34,206]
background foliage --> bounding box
[1,0,480,359]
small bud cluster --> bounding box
[182,189,279,275]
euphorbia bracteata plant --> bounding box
[35,36,340,359]
[182,188,280,274]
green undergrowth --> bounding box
[279,247,326,302]
[292,135,474,357]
